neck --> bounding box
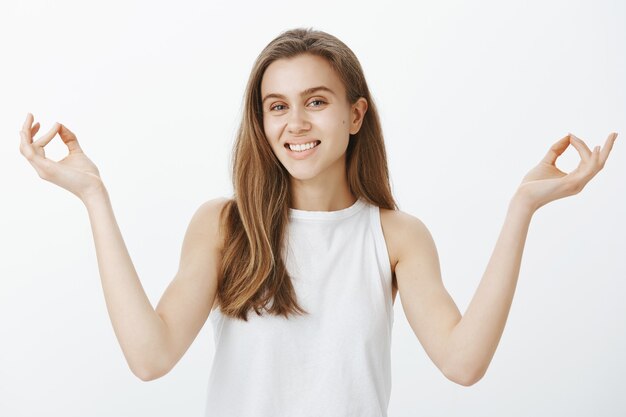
[289,163,355,212]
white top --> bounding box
[204,197,395,417]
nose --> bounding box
[287,106,311,134]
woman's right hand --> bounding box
[19,113,105,202]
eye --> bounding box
[268,99,327,112]
[309,99,327,107]
[269,103,286,111]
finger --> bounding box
[20,116,35,145]
[592,145,601,167]
[541,134,571,165]
[18,118,47,164]
[22,113,34,131]
[58,124,83,153]
[20,116,41,146]
[19,128,32,147]
[569,133,592,162]
[20,129,39,159]
[33,122,61,148]
[599,132,618,167]
[19,129,50,166]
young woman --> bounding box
[19,27,618,416]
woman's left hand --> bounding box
[515,132,618,212]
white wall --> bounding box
[2,0,625,416]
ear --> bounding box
[349,97,368,135]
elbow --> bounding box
[129,357,171,382]
[132,364,166,382]
[443,364,485,387]
[454,370,483,387]
[120,331,174,381]
[135,368,157,382]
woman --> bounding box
[18,27,618,417]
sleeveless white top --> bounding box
[204,197,395,417]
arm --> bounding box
[19,114,226,381]
[394,194,532,387]
[84,187,167,380]
[443,195,533,384]
[395,132,616,386]
[84,187,225,381]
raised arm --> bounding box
[393,197,533,386]
[393,132,617,386]
[83,191,226,381]
[19,113,226,381]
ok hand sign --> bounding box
[517,132,618,212]
[19,113,105,202]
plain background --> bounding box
[2,0,625,416]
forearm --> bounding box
[446,193,535,383]
[83,186,170,380]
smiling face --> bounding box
[260,53,367,186]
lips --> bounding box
[284,139,322,151]
[283,138,321,146]
[284,140,320,159]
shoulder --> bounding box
[189,196,232,251]
[196,196,231,215]
[379,207,434,269]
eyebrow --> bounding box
[261,85,336,105]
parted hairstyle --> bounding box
[216,27,398,321]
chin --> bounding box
[285,168,320,182]
[289,173,318,182]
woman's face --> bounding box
[261,53,367,183]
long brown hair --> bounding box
[217,27,398,321]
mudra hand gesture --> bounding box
[19,113,104,202]
[516,132,618,212]
[19,112,618,211]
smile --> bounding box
[284,140,321,152]
[284,140,321,159]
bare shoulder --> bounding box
[152,196,233,376]
[379,207,434,269]
[191,196,232,251]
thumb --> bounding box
[540,134,570,165]
[58,124,83,153]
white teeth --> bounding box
[288,141,319,152]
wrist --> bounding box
[510,190,537,216]
[81,182,109,208]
